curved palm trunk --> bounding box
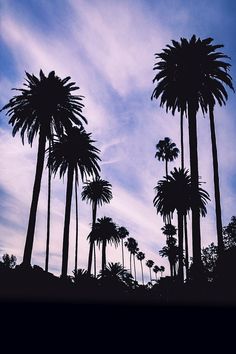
[61,164,74,278]
[74,179,79,273]
[23,130,46,266]
[188,103,201,268]
[209,106,224,256]
[101,239,107,276]
[45,141,51,272]
[140,260,144,285]
[87,201,97,274]
[177,211,184,283]
[133,254,137,281]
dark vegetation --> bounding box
[0,35,235,307]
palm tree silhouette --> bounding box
[159,237,178,278]
[50,126,100,278]
[161,223,177,240]
[153,265,160,281]
[1,70,87,267]
[81,176,113,275]
[151,35,229,269]
[136,251,145,285]
[155,137,179,177]
[146,260,154,282]
[154,167,210,282]
[89,217,120,276]
[124,237,139,280]
[160,265,165,277]
[117,226,129,268]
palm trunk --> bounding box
[45,141,51,272]
[169,261,173,278]
[23,130,46,266]
[188,103,201,268]
[61,164,74,278]
[149,268,152,282]
[93,243,96,276]
[121,239,124,268]
[184,215,189,279]
[101,239,106,276]
[87,201,97,274]
[130,252,132,276]
[74,179,79,274]
[140,260,144,285]
[209,105,224,255]
[133,254,137,281]
[177,211,184,283]
[165,159,168,177]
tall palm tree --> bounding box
[154,167,210,282]
[1,70,87,267]
[146,260,154,282]
[159,237,178,278]
[155,137,179,177]
[137,251,145,285]
[89,217,120,276]
[81,176,113,275]
[50,126,100,278]
[117,226,129,268]
[151,35,233,268]
[124,237,139,280]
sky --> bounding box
[0,0,236,282]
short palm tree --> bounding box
[81,176,113,275]
[153,265,160,281]
[160,265,165,277]
[146,260,154,282]
[154,167,210,282]
[89,217,120,276]
[136,251,145,285]
[124,237,139,280]
[159,237,178,277]
[1,70,87,267]
[117,226,129,268]
[151,35,234,267]
[50,126,100,278]
[155,137,179,177]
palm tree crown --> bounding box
[1,70,87,143]
[155,137,179,176]
[151,35,234,115]
[81,176,113,206]
[137,251,145,261]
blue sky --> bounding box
[0,0,236,281]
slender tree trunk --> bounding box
[165,159,168,177]
[140,260,144,285]
[61,164,74,278]
[93,243,96,276]
[173,264,176,277]
[101,239,106,276]
[74,179,79,274]
[23,131,46,266]
[133,254,137,281]
[130,252,132,276]
[149,268,152,282]
[121,239,124,268]
[209,105,224,256]
[188,103,201,268]
[180,111,189,279]
[177,211,184,283]
[169,260,173,278]
[87,202,97,274]
[45,141,51,272]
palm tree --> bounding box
[161,223,177,240]
[160,265,165,277]
[159,237,178,277]
[151,35,233,268]
[136,251,145,285]
[50,126,100,278]
[117,226,129,268]
[154,167,210,282]
[146,260,154,282]
[124,237,139,280]
[155,137,179,177]
[89,217,120,276]
[153,265,160,281]
[81,176,113,275]
[1,70,87,267]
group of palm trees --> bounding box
[151,35,234,282]
[0,34,234,287]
